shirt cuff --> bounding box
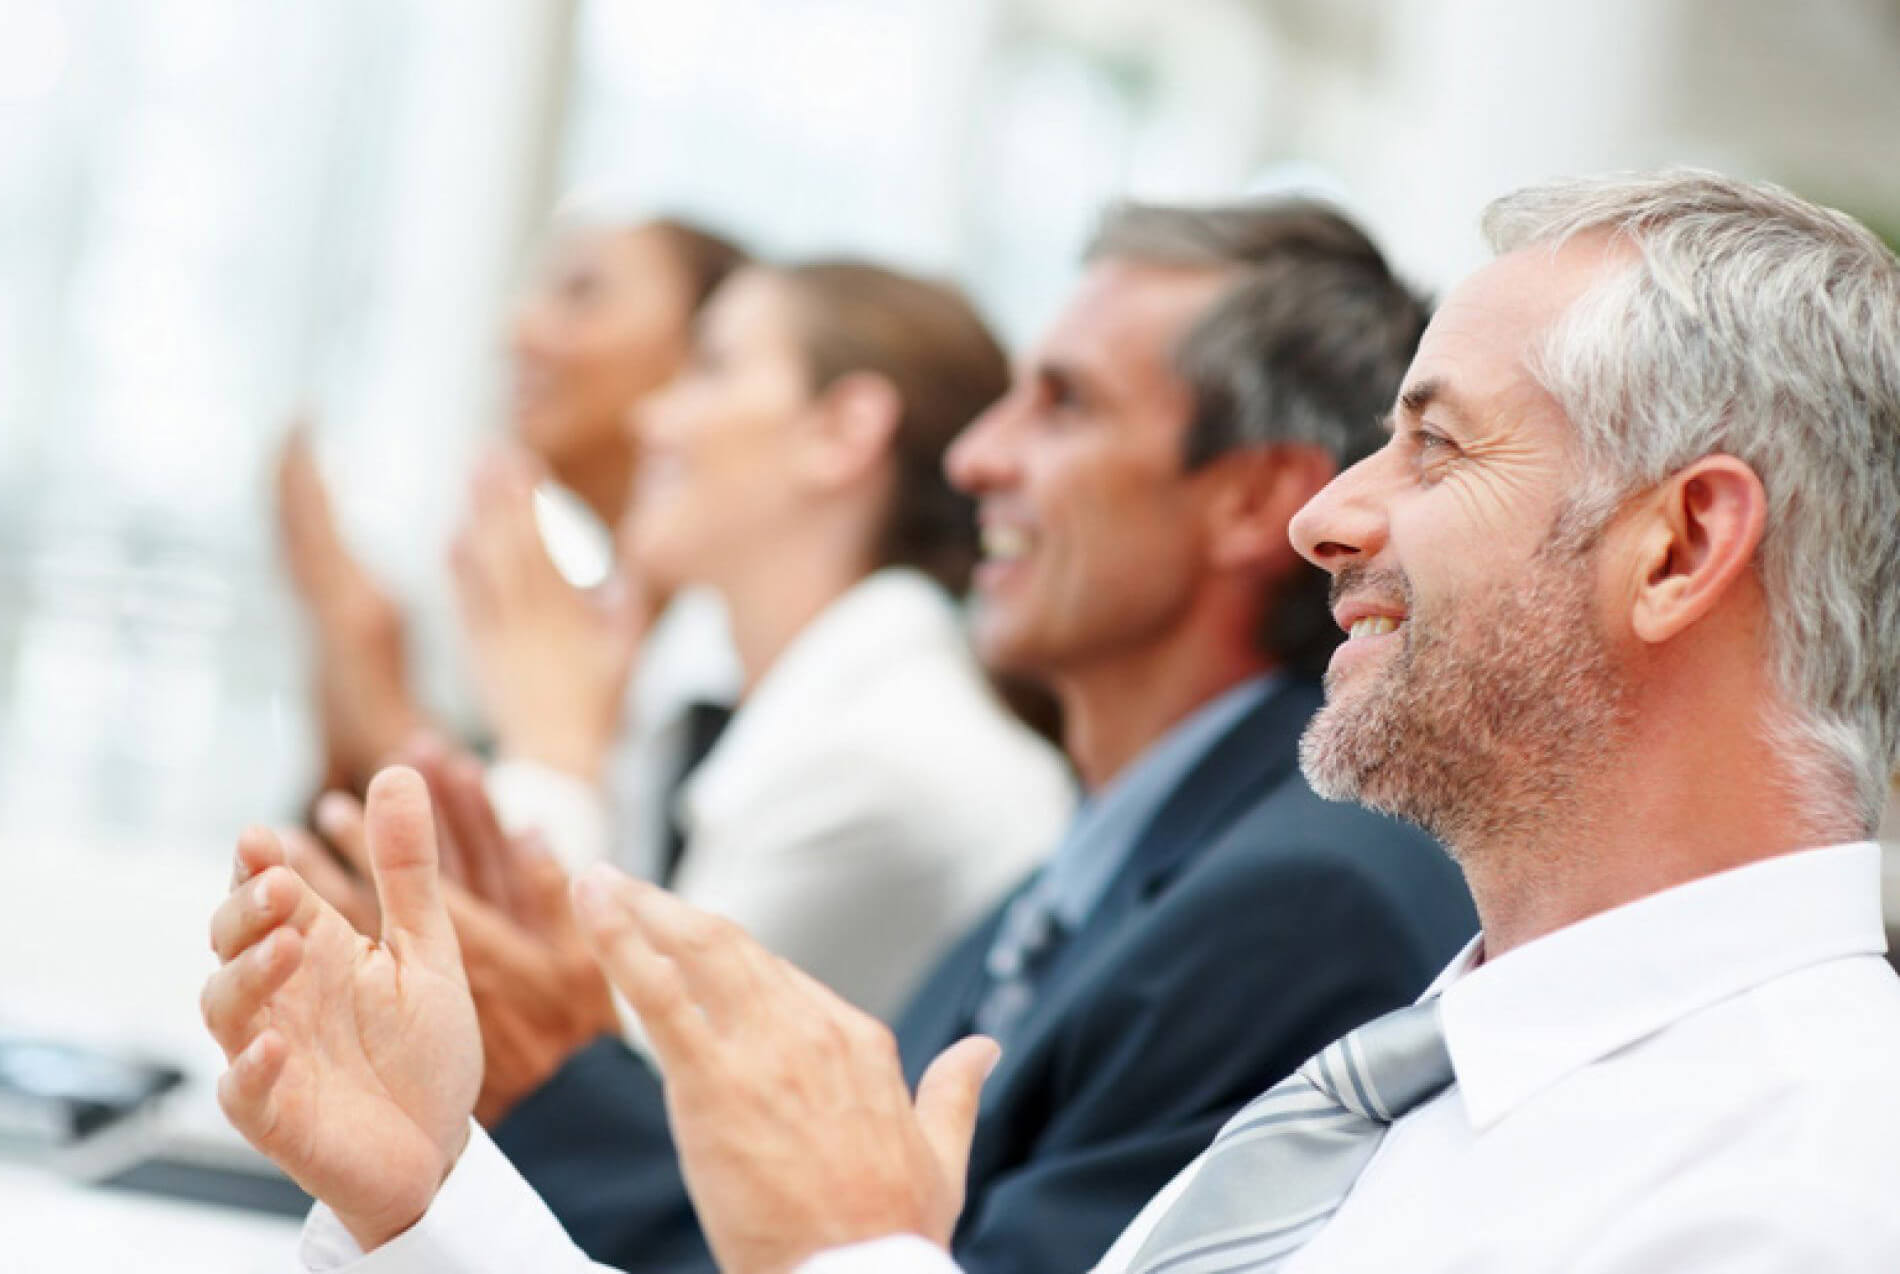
[793,1235,963,1274]
[485,760,611,874]
[298,1123,597,1273]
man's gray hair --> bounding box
[1484,170,1900,831]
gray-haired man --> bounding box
[205,170,1900,1274]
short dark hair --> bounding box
[1086,200,1431,677]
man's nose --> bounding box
[1290,452,1389,572]
[945,395,1022,496]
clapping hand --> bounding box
[408,739,621,1125]
[201,768,481,1251]
[290,735,621,1125]
[568,868,1002,1274]
[450,447,646,782]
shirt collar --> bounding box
[1435,841,1887,1130]
[1037,674,1281,929]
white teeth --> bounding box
[1349,616,1400,639]
[982,525,1032,562]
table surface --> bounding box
[0,837,303,1271]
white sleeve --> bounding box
[793,1235,964,1274]
[298,1123,605,1273]
[484,760,612,874]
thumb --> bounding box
[362,766,459,960]
[914,1036,1001,1195]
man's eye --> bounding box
[1411,428,1458,479]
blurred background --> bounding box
[1,0,1897,854]
[0,0,1896,1265]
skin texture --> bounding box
[947,260,1331,787]
[201,768,479,1252]
[288,738,620,1128]
[570,869,998,1274]
[1290,233,1835,955]
[450,446,647,782]
[511,224,700,526]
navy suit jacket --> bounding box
[492,679,1476,1272]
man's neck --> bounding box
[1456,712,1862,960]
[1053,632,1274,792]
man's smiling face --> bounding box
[946,260,1232,679]
[1289,238,1635,849]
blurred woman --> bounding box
[278,217,746,796]
[460,260,1076,1019]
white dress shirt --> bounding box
[298,840,1900,1274]
[817,840,1900,1274]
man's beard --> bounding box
[1298,516,1627,858]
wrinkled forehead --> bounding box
[1396,234,1631,447]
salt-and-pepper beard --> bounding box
[1298,511,1629,862]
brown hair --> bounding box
[645,218,750,315]
[775,261,1008,595]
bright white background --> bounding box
[0,0,1895,1265]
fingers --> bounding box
[361,766,459,959]
[212,854,322,963]
[394,736,474,891]
[231,824,289,889]
[216,1029,291,1148]
[510,833,570,937]
[913,1036,1001,1193]
[576,869,778,1020]
[456,448,563,616]
[572,866,714,1061]
[201,928,304,1058]
[430,750,516,915]
[282,826,378,936]
[314,791,372,878]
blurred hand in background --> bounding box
[277,428,425,794]
[451,447,648,784]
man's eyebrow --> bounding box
[1037,355,1108,405]
[1399,377,1445,417]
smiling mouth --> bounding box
[980,524,1034,564]
[1347,616,1401,639]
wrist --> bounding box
[334,1120,470,1254]
[505,725,612,785]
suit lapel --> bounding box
[1109,678,1320,907]
[971,680,1322,1118]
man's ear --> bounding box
[1627,454,1767,645]
[1204,443,1338,575]
[795,371,902,490]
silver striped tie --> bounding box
[1126,999,1452,1274]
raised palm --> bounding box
[204,767,481,1250]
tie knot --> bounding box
[1298,999,1451,1123]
